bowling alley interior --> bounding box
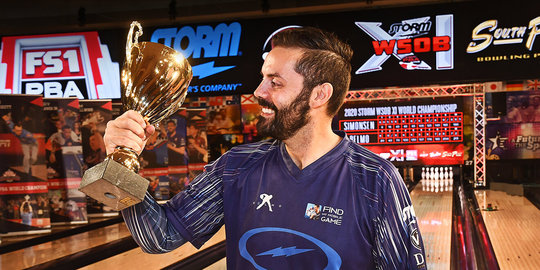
[1,0,540,269]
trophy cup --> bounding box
[79,21,192,211]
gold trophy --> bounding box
[79,21,192,211]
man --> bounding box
[49,125,80,147]
[186,123,208,163]
[12,124,39,175]
[166,119,187,165]
[104,27,426,269]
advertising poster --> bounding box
[207,134,245,163]
[486,123,540,160]
[140,118,170,201]
[166,108,189,198]
[206,95,243,162]
[79,100,116,216]
[186,108,208,180]
[0,94,50,235]
[486,90,540,160]
[337,96,466,165]
[241,94,263,143]
[43,98,87,224]
[206,96,242,135]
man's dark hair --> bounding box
[167,119,177,126]
[62,125,72,130]
[271,27,353,116]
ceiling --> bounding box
[1,0,470,35]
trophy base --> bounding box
[79,158,149,211]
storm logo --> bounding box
[356,14,454,73]
[239,227,341,269]
[0,32,120,99]
[151,22,241,79]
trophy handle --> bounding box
[126,21,143,63]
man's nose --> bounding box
[253,80,269,99]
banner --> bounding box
[43,98,87,224]
[167,108,189,198]
[2,2,537,97]
[0,94,50,235]
[79,99,117,216]
[186,108,209,181]
[486,123,540,160]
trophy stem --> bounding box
[107,146,141,173]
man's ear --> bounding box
[310,83,333,109]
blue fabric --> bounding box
[122,131,426,269]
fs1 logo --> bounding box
[0,32,120,99]
[356,15,454,74]
[467,16,540,53]
[151,22,241,79]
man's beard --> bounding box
[256,89,311,140]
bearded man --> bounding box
[104,26,426,269]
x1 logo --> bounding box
[355,15,454,74]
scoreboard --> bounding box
[337,97,465,165]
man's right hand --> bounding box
[103,110,156,155]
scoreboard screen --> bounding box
[337,97,465,165]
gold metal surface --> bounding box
[80,21,192,210]
[111,21,193,173]
[122,21,192,126]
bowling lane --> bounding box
[475,189,540,270]
[80,227,226,269]
[410,179,453,270]
[0,222,131,269]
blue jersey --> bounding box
[122,132,426,269]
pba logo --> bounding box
[0,32,120,99]
[355,15,454,73]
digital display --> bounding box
[337,97,466,165]
[339,99,463,145]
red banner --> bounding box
[0,182,48,194]
[365,144,464,165]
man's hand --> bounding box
[103,110,156,155]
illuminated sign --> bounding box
[365,144,464,165]
[355,14,454,73]
[467,16,540,53]
[339,101,463,145]
[151,22,243,95]
[0,32,120,99]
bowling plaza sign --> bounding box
[0,2,538,99]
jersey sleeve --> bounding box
[163,157,226,248]
[373,164,427,269]
[121,155,226,252]
[121,191,188,253]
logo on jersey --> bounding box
[239,227,342,269]
[304,203,344,226]
[0,32,120,99]
[410,228,421,250]
[256,193,274,212]
[355,14,454,73]
[402,205,417,224]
